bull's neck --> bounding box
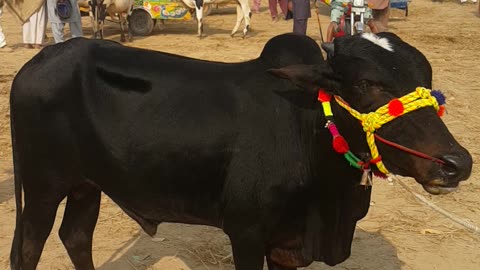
[296,101,365,185]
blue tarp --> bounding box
[390,0,409,10]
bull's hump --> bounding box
[361,33,394,52]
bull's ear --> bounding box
[268,64,340,95]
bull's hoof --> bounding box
[243,26,250,38]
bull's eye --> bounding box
[356,80,370,94]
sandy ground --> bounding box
[1,1,480,269]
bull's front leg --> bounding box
[231,4,242,37]
[232,1,251,38]
[228,229,266,270]
[127,7,133,41]
[224,216,266,270]
[119,13,126,42]
[93,22,104,39]
[195,6,204,38]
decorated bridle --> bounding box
[318,87,447,185]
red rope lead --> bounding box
[374,134,446,165]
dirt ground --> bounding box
[1,0,480,269]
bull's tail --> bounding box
[9,104,23,270]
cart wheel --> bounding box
[128,9,154,36]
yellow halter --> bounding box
[333,87,443,175]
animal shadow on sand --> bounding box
[97,223,404,270]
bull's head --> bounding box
[89,0,107,39]
[269,33,472,195]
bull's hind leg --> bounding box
[11,173,69,270]
[232,1,251,38]
[59,182,101,270]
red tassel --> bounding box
[332,136,349,154]
[437,105,445,117]
[388,99,404,117]
[318,90,331,102]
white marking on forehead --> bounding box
[361,33,394,52]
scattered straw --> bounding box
[393,175,480,235]
[179,248,211,270]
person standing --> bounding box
[325,0,378,42]
[0,0,7,48]
[252,0,261,13]
[22,2,47,49]
[269,0,289,21]
[47,0,83,43]
[292,0,310,35]
[369,0,390,32]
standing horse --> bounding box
[181,0,251,38]
[89,0,134,42]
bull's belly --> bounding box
[96,177,224,233]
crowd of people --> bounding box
[0,0,82,50]
[253,0,391,37]
[0,0,476,51]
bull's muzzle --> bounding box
[423,151,472,195]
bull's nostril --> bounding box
[441,159,458,177]
[440,153,473,182]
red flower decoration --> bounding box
[388,99,404,117]
[437,105,445,117]
[332,136,349,154]
[318,90,331,102]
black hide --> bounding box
[9,33,471,270]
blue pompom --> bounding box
[431,90,446,105]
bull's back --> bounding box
[10,36,314,227]
[76,41,275,223]
[10,38,278,226]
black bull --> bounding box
[9,33,472,270]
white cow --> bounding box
[181,0,251,38]
[89,0,134,42]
